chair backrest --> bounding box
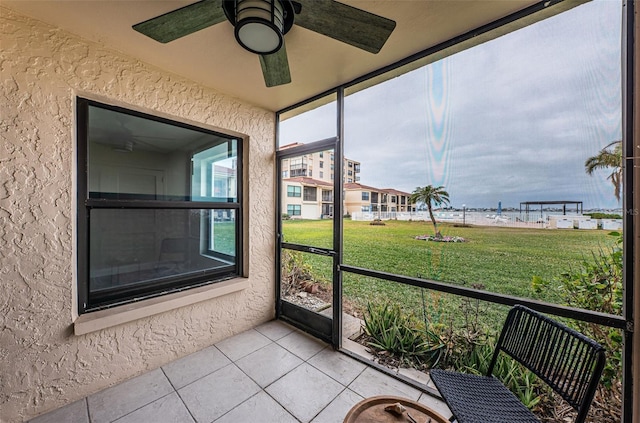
[487,305,606,423]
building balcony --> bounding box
[290,169,309,177]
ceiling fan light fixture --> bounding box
[234,0,286,54]
[113,139,133,153]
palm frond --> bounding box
[585,140,622,202]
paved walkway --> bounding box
[30,320,452,423]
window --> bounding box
[348,170,353,176]
[77,99,242,313]
[361,205,371,212]
[348,178,353,183]
[371,192,379,203]
[319,171,324,179]
[303,186,317,201]
[319,161,324,168]
[287,204,301,216]
[322,190,333,202]
[319,152,324,158]
[282,170,289,178]
[362,192,370,201]
[348,161,353,167]
[287,185,301,197]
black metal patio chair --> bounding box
[430,305,606,423]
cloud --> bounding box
[281,1,623,210]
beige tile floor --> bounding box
[29,320,452,423]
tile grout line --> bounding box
[256,335,342,422]
[160,366,179,392]
[254,324,295,342]
[274,331,330,362]
[345,365,368,392]
[228,341,304,423]
[159,366,195,423]
[85,397,91,423]
[214,328,272,362]
[300,343,355,423]
[166,345,233,392]
[306,349,368,388]
[260,389,303,423]
[107,390,177,423]
[235,341,307,391]
[209,390,262,423]
[307,385,349,423]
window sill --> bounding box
[74,278,250,335]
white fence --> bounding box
[351,211,546,227]
[350,211,622,230]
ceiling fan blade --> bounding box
[133,0,226,43]
[259,43,291,87]
[295,0,396,54]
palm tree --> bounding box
[410,185,450,238]
[585,140,622,202]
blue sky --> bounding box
[280,0,622,210]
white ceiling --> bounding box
[3,0,543,111]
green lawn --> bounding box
[282,219,618,329]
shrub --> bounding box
[280,249,315,296]
[584,212,622,219]
[532,232,623,388]
[362,302,444,367]
[415,235,466,242]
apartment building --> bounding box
[279,143,361,184]
[280,144,411,219]
[282,177,334,219]
[280,143,355,218]
[344,184,413,215]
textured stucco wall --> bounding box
[0,8,276,422]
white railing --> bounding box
[349,211,622,230]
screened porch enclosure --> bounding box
[276,0,634,421]
[2,0,638,421]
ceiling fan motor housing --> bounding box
[223,0,296,55]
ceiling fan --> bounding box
[132,0,396,87]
